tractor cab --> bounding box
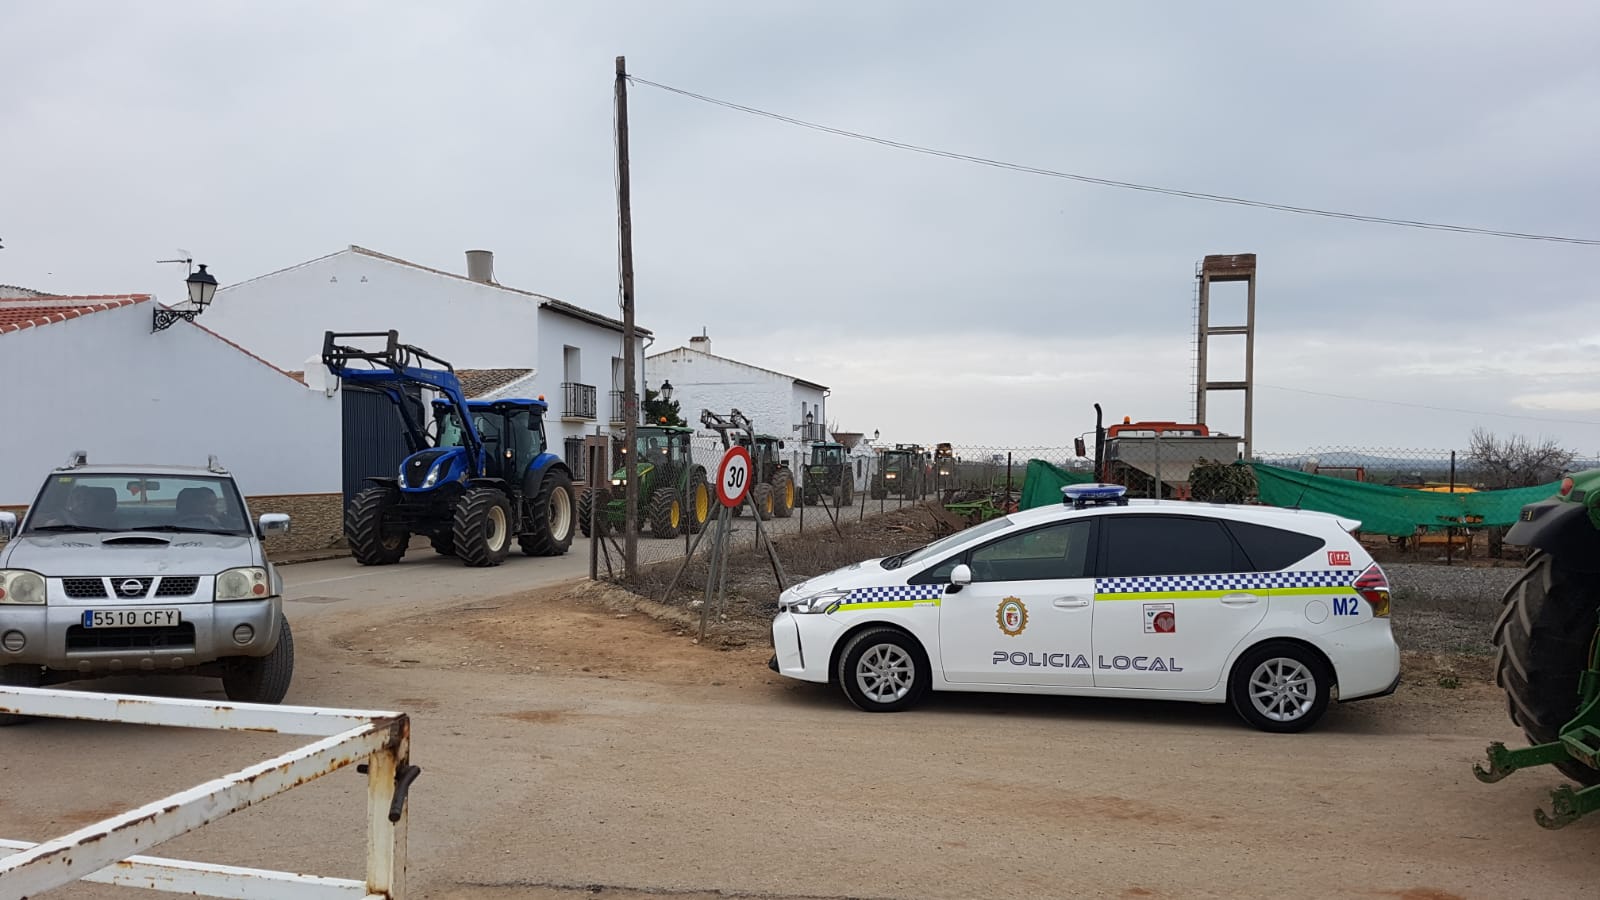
[934,442,956,478]
[736,433,786,472]
[611,425,696,489]
[434,397,550,484]
[809,442,845,467]
[803,442,853,505]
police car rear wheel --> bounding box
[1229,641,1331,733]
[838,628,928,712]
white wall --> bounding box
[647,349,798,438]
[200,248,645,455]
[0,304,339,504]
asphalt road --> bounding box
[4,552,1597,900]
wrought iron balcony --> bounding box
[560,382,597,421]
[609,390,628,424]
[797,422,828,442]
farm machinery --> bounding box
[802,442,853,506]
[322,331,576,567]
[733,432,795,519]
[1474,468,1600,827]
[872,445,928,499]
[577,425,711,540]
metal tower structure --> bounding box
[1193,253,1257,457]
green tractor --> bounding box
[577,425,710,540]
[802,442,853,506]
[733,433,795,519]
[1474,469,1600,827]
[872,445,927,499]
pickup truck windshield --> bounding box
[22,473,251,535]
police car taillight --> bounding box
[1354,564,1390,618]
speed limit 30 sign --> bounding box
[715,446,753,508]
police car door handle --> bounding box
[1053,597,1090,609]
[1220,592,1260,605]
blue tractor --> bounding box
[322,331,576,567]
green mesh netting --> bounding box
[1250,463,1558,537]
[1018,459,1099,510]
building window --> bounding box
[564,436,586,480]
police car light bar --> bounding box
[1062,483,1129,509]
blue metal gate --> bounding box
[341,384,420,504]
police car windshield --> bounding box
[885,515,1015,569]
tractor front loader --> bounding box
[322,331,576,568]
[1473,468,1600,827]
[578,425,710,540]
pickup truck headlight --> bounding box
[0,570,45,605]
[216,567,270,601]
[786,589,849,615]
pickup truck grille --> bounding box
[62,578,107,599]
[66,623,196,651]
[154,576,201,597]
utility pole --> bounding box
[615,55,639,579]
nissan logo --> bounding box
[119,579,144,597]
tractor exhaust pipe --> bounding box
[1094,403,1105,482]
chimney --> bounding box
[688,328,710,355]
[465,250,495,284]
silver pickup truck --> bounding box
[0,453,294,722]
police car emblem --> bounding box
[996,597,1028,636]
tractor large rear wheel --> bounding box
[520,469,576,557]
[453,488,513,567]
[752,483,774,520]
[1493,551,1600,786]
[346,486,409,566]
[772,470,795,518]
[648,487,683,539]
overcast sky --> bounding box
[4,2,1598,454]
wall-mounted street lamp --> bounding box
[152,262,219,332]
[659,379,674,402]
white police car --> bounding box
[768,484,1399,732]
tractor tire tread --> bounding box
[346,486,408,566]
[453,488,512,568]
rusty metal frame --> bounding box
[0,685,413,899]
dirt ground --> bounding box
[9,511,1600,899]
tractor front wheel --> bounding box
[346,486,409,566]
[752,483,774,520]
[1493,551,1600,786]
[578,487,612,538]
[686,471,712,533]
[520,469,576,557]
[772,471,795,518]
[453,488,513,567]
[648,487,683,539]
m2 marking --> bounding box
[1332,596,1361,616]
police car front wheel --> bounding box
[1228,641,1332,733]
[838,628,929,712]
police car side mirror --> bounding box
[947,564,973,593]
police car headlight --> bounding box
[787,589,849,615]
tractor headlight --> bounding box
[422,463,442,488]
[785,589,849,615]
[612,478,623,486]
[216,567,270,602]
[0,570,46,605]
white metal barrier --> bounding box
[0,686,416,899]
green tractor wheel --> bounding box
[578,487,612,538]
[648,487,683,539]
[752,483,774,520]
[772,470,795,518]
[686,470,711,533]
[1492,552,1600,786]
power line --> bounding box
[628,75,1600,247]
[1258,383,1600,427]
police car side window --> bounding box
[968,521,1093,583]
[1223,520,1326,571]
[1100,515,1243,577]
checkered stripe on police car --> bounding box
[1095,570,1355,595]
[846,584,946,603]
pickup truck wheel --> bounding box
[222,616,295,705]
[0,664,43,726]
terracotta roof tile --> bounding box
[0,295,151,334]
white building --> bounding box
[199,245,651,473]
[646,334,829,445]
[0,293,342,550]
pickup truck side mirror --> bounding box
[0,511,15,541]
[946,563,973,593]
[258,513,291,537]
